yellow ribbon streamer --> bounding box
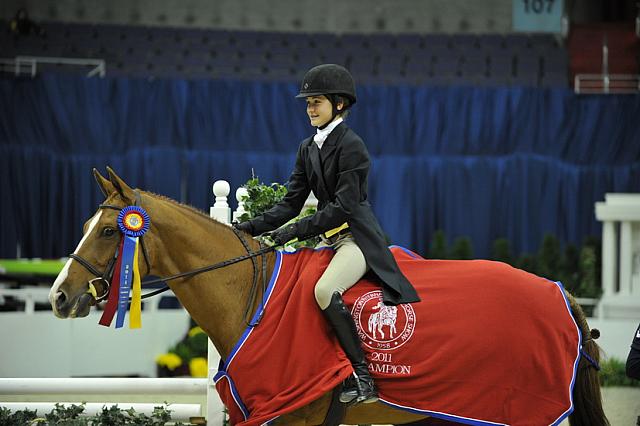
[129,238,142,329]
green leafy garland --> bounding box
[0,403,185,425]
[238,178,319,248]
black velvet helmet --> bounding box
[295,64,357,105]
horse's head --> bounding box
[49,167,154,318]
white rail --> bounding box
[0,287,51,314]
[0,286,178,314]
[0,377,206,395]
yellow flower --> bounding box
[188,326,205,337]
[156,353,182,371]
[189,357,208,378]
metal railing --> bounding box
[0,56,105,78]
[574,34,639,94]
[575,74,640,94]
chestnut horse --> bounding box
[49,168,608,426]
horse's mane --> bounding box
[142,190,229,230]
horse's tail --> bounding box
[565,292,609,426]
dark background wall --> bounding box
[1,0,639,260]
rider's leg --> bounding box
[315,235,378,404]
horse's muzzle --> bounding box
[51,289,94,318]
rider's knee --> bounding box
[314,285,332,310]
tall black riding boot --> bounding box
[322,292,378,404]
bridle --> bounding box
[69,191,276,325]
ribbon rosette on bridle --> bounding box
[99,206,150,329]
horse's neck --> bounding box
[146,195,275,360]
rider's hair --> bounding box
[328,94,352,119]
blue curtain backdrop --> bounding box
[1,74,639,259]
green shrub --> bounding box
[491,238,512,265]
[577,245,601,299]
[429,230,448,259]
[450,237,473,260]
[558,243,580,293]
[600,357,640,387]
[515,253,538,274]
[537,234,561,279]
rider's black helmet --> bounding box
[295,64,357,105]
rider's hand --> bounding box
[233,220,254,236]
[269,223,298,246]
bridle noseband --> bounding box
[69,191,275,325]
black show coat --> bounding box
[249,122,420,305]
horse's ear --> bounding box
[106,166,135,203]
[93,168,114,198]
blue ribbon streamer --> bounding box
[115,235,137,328]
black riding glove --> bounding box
[270,223,299,246]
[233,220,254,236]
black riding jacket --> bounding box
[248,122,420,305]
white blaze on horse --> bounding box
[49,168,609,426]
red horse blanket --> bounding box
[214,247,581,426]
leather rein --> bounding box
[69,191,276,326]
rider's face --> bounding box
[306,95,333,128]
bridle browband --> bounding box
[69,191,276,325]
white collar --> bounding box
[314,117,343,148]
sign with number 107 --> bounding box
[513,0,563,33]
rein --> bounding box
[70,191,276,326]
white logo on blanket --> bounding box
[352,290,416,352]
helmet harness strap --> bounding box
[317,94,344,130]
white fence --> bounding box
[595,193,640,319]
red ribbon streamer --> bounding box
[99,238,124,327]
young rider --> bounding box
[234,64,420,404]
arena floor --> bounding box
[560,386,640,426]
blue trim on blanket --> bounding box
[214,250,284,420]
[389,244,423,259]
[213,372,250,420]
[379,399,507,426]
[549,280,582,426]
[220,251,283,370]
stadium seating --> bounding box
[1,20,568,87]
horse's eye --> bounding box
[102,227,116,237]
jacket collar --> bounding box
[309,122,348,197]
[321,121,347,149]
